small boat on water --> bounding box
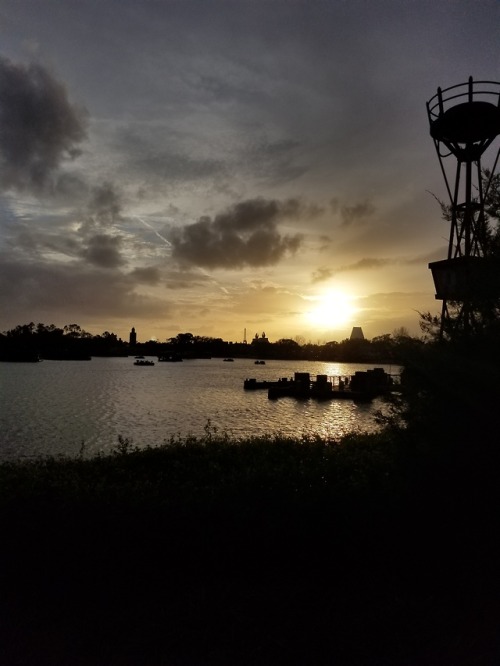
[254,360,266,365]
[223,358,234,362]
[134,359,155,366]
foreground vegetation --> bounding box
[1,340,500,665]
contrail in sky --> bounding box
[136,216,172,247]
[136,215,228,294]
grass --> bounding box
[1,426,500,665]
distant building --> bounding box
[251,331,270,345]
[129,327,137,345]
[350,326,365,341]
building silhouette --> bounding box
[350,326,364,341]
[251,332,270,346]
[129,327,137,345]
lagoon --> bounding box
[0,356,401,460]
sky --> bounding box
[0,0,499,344]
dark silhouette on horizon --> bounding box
[0,321,414,364]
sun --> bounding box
[305,290,358,329]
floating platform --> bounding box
[244,369,398,402]
[244,377,294,391]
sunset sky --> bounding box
[0,0,499,343]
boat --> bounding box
[134,359,155,366]
[254,360,266,365]
[223,358,234,362]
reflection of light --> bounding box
[305,290,358,329]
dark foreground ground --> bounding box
[1,431,500,666]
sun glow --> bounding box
[305,290,358,329]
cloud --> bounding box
[311,266,335,283]
[353,290,433,338]
[88,181,122,220]
[311,251,440,284]
[0,254,170,324]
[312,257,395,282]
[0,57,88,194]
[79,181,123,231]
[340,201,376,227]
[338,257,396,272]
[81,234,124,268]
[128,147,226,184]
[407,248,447,264]
[128,266,161,285]
[169,197,305,269]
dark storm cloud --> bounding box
[169,198,305,269]
[81,234,124,268]
[0,57,87,194]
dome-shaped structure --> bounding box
[427,79,500,145]
[430,100,500,145]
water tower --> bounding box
[426,77,500,339]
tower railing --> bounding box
[427,78,500,123]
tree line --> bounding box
[0,321,416,363]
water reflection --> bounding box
[0,357,401,460]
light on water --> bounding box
[0,357,401,460]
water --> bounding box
[0,357,401,460]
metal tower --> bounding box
[426,77,500,339]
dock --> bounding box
[244,368,399,402]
